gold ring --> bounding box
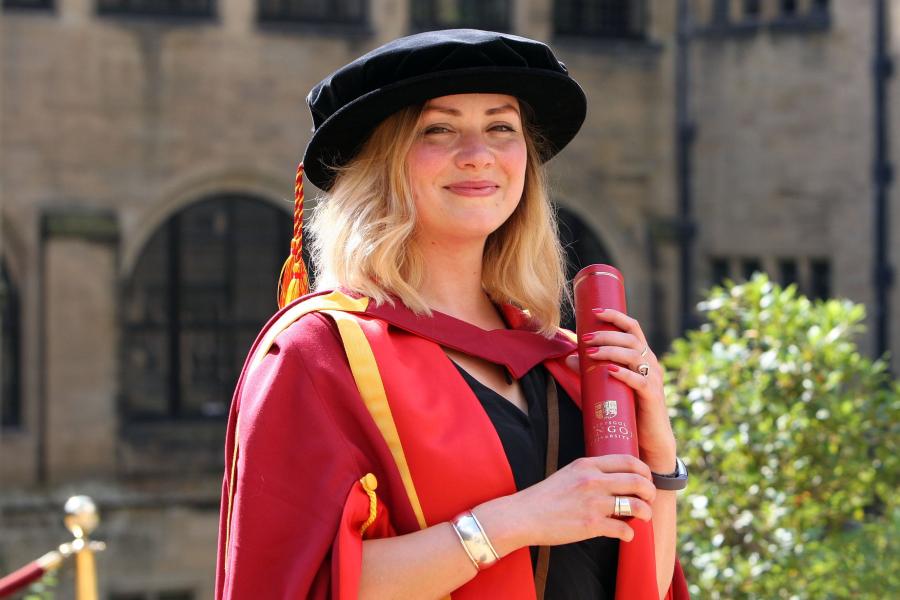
[637,363,650,377]
[613,496,633,518]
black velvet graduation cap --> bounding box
[303,28,587,191]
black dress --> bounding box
[455,363,619,600]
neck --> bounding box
[415,237,505,330]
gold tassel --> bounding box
[277,162,310,308]
[359,473,379,537]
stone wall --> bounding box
[0,0,892,596]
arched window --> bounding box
[1,259,21,427]
[556,205,612,331]
[122,196,291,420]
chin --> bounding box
[456,221,511,242]
[422,220,500,245]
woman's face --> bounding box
[405,93,527,248]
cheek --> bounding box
[502,143,528,192]
[406,145,446,226]
[406,144,446,189]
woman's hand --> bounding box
[474,454,656,554]
[565,309,677,473]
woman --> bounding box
[216,29,689,600]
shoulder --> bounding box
[235,292,363,412]
[233,294,387,474]
[272,310,344,360]
[235,295,370,443]
[247,289,374,369]
[238,310,345,411]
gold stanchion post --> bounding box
[63,496,105,600]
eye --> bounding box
[424,124,453,135]
[489,123,517,133]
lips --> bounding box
[444,180,501,197]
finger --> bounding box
[603,475,657,504]
[597,518,635,542]
[608,363,659,395]
[585,345,642,368]
[591,454,653,480]
[593,309,647,344]
[565,353,579,372]
[580,330,642,351]
[605,495,653,521]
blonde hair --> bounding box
[308,102,568,336]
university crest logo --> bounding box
[596,400,618,419]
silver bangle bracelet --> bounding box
[450,511,499,571]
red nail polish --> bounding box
[593,307,606,313]
[607,364,620,372]
[581,333,595,342]
[586,346,600,355]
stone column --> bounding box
[42,209,119,483]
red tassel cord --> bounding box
[278,162,311,309]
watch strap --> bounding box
[651,456,688,490]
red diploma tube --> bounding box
[574,264,640,458]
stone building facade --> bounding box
[0,0,893,597]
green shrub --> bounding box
[663,274,899,599]
[23,568,57,600]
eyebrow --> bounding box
[422,103,520,117]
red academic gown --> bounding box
[216,290,689,599]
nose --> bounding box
[454,132,494,171]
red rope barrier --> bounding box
[0,560,46,597]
